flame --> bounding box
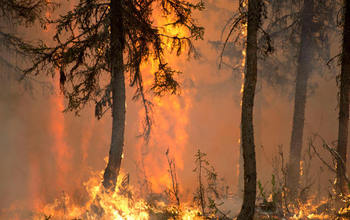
[300,160,304,177]
[34,171,149,219]
[239,23,247,104]
[29,169,202,220]
[27,7,73,210]
[50,74,72,191]
[237,17,247,193]
[135,5,193,194]
[6,1,350,220]
[20,2,200,218]
[31,3,200,218]
[136,65,192,193]
[288,198,331,219]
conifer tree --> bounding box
[20,0,204,191]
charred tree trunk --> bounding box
[336,0,350,194]
[102,0,126,191]
[287,0,314,194]
[237,0,260,219]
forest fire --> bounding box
[29,169,203,220]
[0,0,350,219]
[134,11,193,194]
[50,75,72,195]
[36,171,150,219]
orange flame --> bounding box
[134,6,193,193]
[237,20,247,193]
[50,74,72,192]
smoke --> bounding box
[0,0,346,216]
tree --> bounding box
[0,0,50,70]
[287,0,315,194]
[257,0,336,195]
[336,0,350,194]
[237,0,261,219]
[0,0,50,49]
[20,0,204,191]
[0,0,49,24]
[221,1,269,218]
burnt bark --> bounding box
[102,0,126,191]
[336,0,350,194]
[237,0,260,219]
[287,0,314,194]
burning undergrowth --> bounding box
[4,150,230,220]
[19,170,201,220]
[254,137,350,220]
[254,188,350,220]
[2,144,350,220]
[2,142,350,220]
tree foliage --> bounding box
[264,0,338,91]
[20,0,204,133]
[0,0,51,25]
[0,0,52,48]
[0,0,53,89]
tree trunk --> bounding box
[102,0,126,191]
[237,0,259,219]
[287,0,314,195]
[336,0,350,194]
[238,144,243,196]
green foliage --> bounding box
[258,180,267,202]
[257,175,281,213]
[270,174,281,206]
[192,149,229,218]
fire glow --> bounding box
[29,2,200,219]
[1,0,349,219]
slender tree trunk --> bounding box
[336,0,350,194]
[287,0,314,194]
[237,0,260,219]
[102,0,126,191]
[238,145,243,196]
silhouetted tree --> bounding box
[222,0,270,218]
[20,0,204,191]
[265,0,336,195]
[237,0,262,219]
[336,0,350,194]
[287,0,315,195]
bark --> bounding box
[102,0,126,191]
[238,145,243,196]
[287,0,314,194]
[336,0,350,194]
[237,0,259,219]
